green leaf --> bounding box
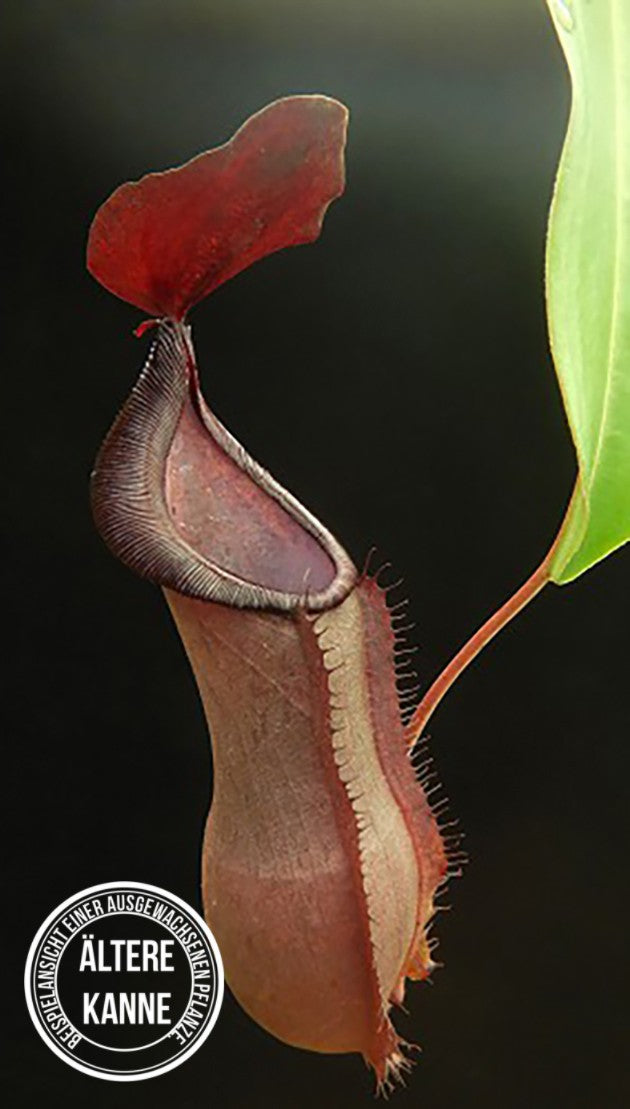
[545,0,630,583]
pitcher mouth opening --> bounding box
[90,319,357,613]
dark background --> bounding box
[4,1,628,1106]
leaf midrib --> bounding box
[586,0,625,496]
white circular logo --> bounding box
[24,881,224,1081]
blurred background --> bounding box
[4,1,628,1106]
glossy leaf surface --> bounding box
[546,0,630,582]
